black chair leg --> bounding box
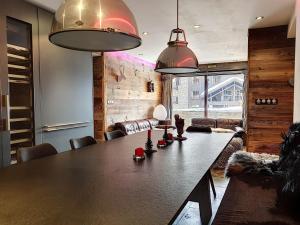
[208,170,216,198]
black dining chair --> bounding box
[17,143,58,163]
[69,136,97,150]
[104,130,126,141]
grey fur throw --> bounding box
[225,151,279,177]
[226,123,300,197]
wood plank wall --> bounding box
[247,25,295,154]
[93,53,162,140]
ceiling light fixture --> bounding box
[193,25,201,29]
[256,16,264,21]
[155,0,199,74]
[142,32,149,36]
[49,0,142,52]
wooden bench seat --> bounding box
[212,175,300,225]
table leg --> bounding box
[188,171,212,225]
[169,171,212,225]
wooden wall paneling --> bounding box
[93,56,106,141]
[93,53,162,140]
[247,25,295,154]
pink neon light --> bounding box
[107,52,155,69]
[104,17,137,34]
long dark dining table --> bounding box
[0,130,233,225]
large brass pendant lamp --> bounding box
[49,0,141,52]
[155,0,198,74]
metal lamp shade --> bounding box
[155,29,199,74]
[49,0,141,52]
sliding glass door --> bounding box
[172,73,245,125]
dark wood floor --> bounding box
[173,175,229,225]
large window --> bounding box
[172,76,205,124]
[172,74,244,125]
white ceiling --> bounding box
[26,0,296,64]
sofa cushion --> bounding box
[115,121,140,135]
[186,126,212,133]
[136,120,151,131]
[216,119,243,130]
[191,118,216,128]
[147,118,159,128]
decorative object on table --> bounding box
[155,125,176,143]
[133,147,145,161]
[174,114,187,141]
[167,133,174,144]
[163,126,169,140]
[157,139,167,148]
[144,130,157,154]
[49,0,141,52]
[147,81,154,92]
[153,104,168,121]
[154,0,198,74]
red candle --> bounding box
[135,147,144,157]
[168,133,173,140]
[148,129,151,139]
[158,140,166,146]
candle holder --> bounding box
[166,133,174,145]
[163,125,168,140]
[133,147,145,161]
[145,137,157,154]
[157,139,167,148]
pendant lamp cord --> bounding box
[176,0,179,41]
[177,0,179,29]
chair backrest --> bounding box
[17,143,58,163]
[69,136,97,150]
[104,130,126,141]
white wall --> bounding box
[294,0,300,122]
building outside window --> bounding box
[172,74,244,125]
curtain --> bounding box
[161,74,173,119]
[242,72,248,130]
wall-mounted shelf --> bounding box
[8,74,30,79]
[9,80,30,84]
[10,150,17,155]
[10,129,32,134]
[10,118,31,122]
[7,43,29,52]
[10,138,32,145]
[10,160,17,165]
[7,53,29,60]
[10,106,31,110]
[8,64,29,70]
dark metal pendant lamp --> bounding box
[155,0,199,74]
[49,0,141,52]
